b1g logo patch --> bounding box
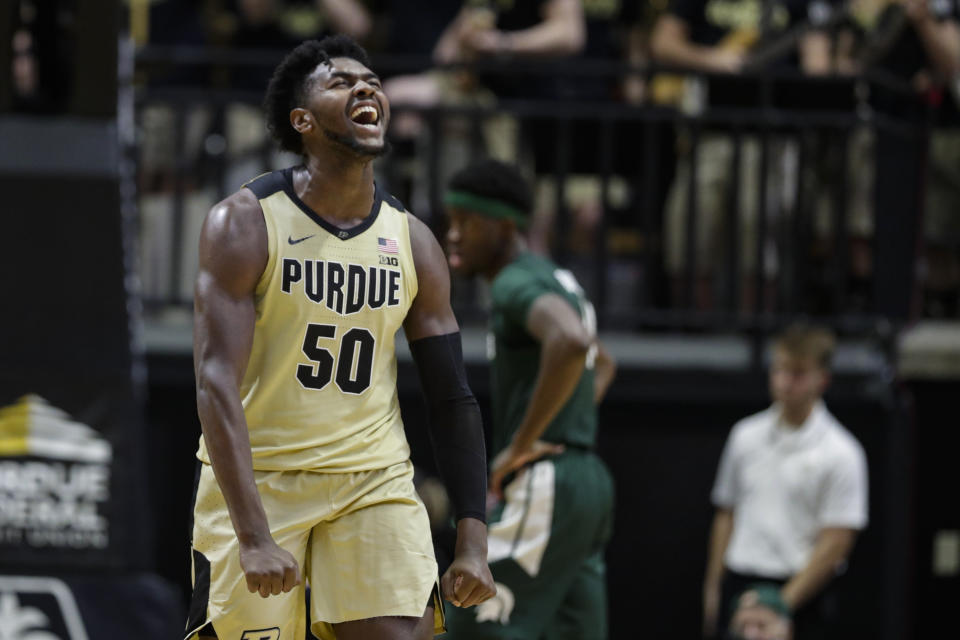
[0,576,89,640]
[241,628,280,640]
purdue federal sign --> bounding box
[0,396,112,553]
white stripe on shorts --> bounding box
[487,460,556,577]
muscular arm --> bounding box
[194,189,299,598]
[487,293,591,496]
[316,0,371,40]
[780,527,857,610]
[800,31,832,75]
[502,0,585,57]
[513,294,591,451]
[457,0,586,59]
[913,15,960,78]
[194,190,268,545]
[404,214,495,608]
[650,14,743,73]
[434,6,474,64]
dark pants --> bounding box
[717,569,840,640]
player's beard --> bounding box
[322,126,391,159]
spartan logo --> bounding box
[474,582,515,625]
[0,395,112,550]
[0,576,89,640]
[241,629,280,640]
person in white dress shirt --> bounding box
[702,324,868,640]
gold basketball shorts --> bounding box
[184,459,444,640]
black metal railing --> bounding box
[133,47,930,347]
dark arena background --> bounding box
[1,0,959,638]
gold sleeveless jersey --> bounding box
[197,168,418,472]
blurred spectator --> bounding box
[518,0,641,255]
[11,29,40,108]
[370,0,463,74]
[229,0,371,43]
[139,0,213,191]
[435,0,588,165]
[221,0,371,90]
[650,0,836,310]
[851,0,960,99]
[435,1,637,255]
[141,0,218,91]
[434,0,586,85]
[387,0,588,132]
[8,0,75,113]
[382,0,586,224]
[703,324,868,640]
[149,0,208,49]
[841,0,960,316]
[727,584,794,640]
[370,0,464,208]
[622,0,672,105]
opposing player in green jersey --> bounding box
[442,159,617,639]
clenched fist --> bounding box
[239,539,301,598]
[442,517,496,608]
[442,551,497,608]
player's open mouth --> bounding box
[350,105,380,129]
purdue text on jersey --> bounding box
[280,259,401,315]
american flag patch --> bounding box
[378,237,398,254]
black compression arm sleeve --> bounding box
[408,332,487,522]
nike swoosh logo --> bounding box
[288,234,315,245]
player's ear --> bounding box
[818,368,832,393]
[291,107,313,135]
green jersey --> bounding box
[488,253,598,456]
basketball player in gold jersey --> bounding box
[187,35,495,640]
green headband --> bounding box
[444,190,529,229]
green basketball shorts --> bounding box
[445,448,614,639]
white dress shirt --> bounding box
[712,401,869,578]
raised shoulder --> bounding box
[197,187,269,299]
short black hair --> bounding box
[263,35,372,154]
[448,159,533,215]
